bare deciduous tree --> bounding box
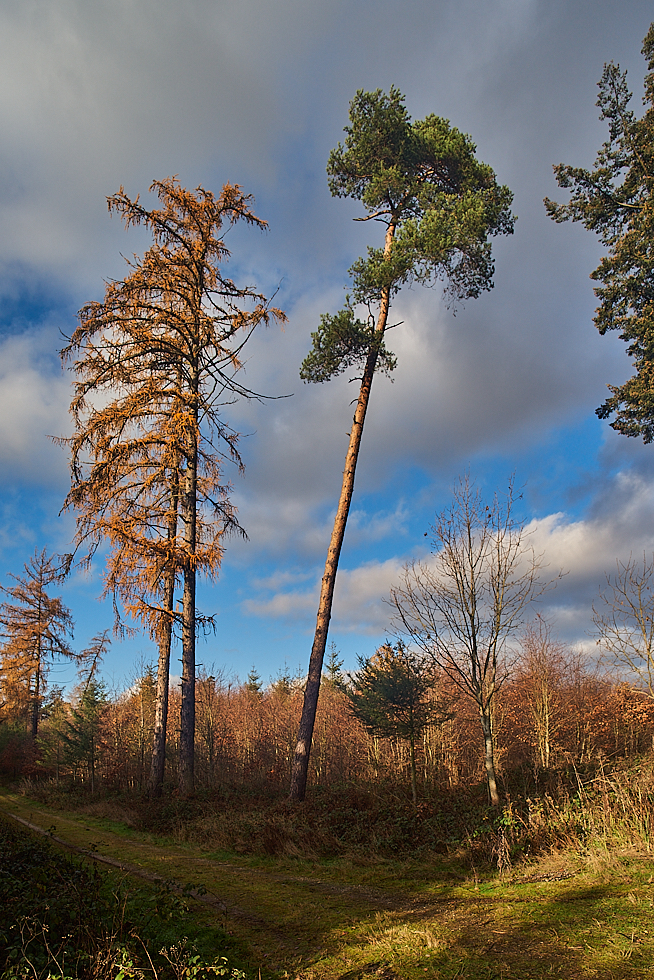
[593,553,654,697]
[390,477,549,805]
[516,617,569,769]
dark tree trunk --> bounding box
[179,404,198,797]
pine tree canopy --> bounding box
[544,23,654,442]
[301,86,514,384]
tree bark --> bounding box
[179,393,198,797]
[289,224,396,803]
[31,661,41,741]
[31,583,44,740]
[147,473,179,798]
[409,730,417,807]
[480,707,500,806]
[147,567,175,797]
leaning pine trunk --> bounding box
[289,224,396,803]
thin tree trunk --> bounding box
[31,662,40,741]
[179,396,198,797]
[147,472,179,798]
[409,730,417,806]
[32,590,43,740]
[147,570,174,796]
[289,224,396,803]
[480,707,499,806]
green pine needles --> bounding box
[301,86,515,385]
[545,23,654,441]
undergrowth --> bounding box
[0,819,251,980]
[17,752,654,871]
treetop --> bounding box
[544,21,654,442]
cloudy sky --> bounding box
[1,0,653,690]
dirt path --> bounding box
[0,791,431,970]
[4,791,652,979]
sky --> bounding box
[1,0,654,692]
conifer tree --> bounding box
[545,23,654,440]
[63,679,108,793]
[0,550,76,738]
[62,178,286,796]
[244,666,263,695]
[289,88,515,801]
[348,641,449,804]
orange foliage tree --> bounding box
[61,178,286,796]
[0,549,76,739]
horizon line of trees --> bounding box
[1,627,653,798]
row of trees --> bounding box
[3,489,654,806]
[2,634,652,796]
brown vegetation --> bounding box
[2,638,653,820]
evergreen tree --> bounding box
[348,641,448,804]
[324,642,345,688]
[63,679,108,793]
[244,666,263,695]
[545,23,654,440]
[290,87,514,801]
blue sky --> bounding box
[1,0,654,692]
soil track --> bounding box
[0,791,435,970]
[4,791,651,979]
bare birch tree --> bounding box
[517,617,568,769]
[390,477,547,805]
[593,553,654,697]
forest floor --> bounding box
[2,788,654,979]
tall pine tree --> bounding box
[289,88,514,801]
[545,23,654,439]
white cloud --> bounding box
[0,327,71,484]
[244,555,410,633]
[243,465,654,648]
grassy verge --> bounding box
[6,753,654,979]
[0,811,252,980]
[3,782,654,979]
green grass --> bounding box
[3,763,654,979]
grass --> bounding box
[0,814,251,980]
[3,757,654,978]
